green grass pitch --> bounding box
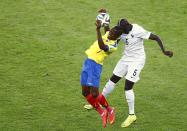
[0,0,187,130]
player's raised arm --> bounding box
[95,20,108,51]
[104,25,110,33]
[149,33,173,57]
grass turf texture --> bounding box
[0,0,187,130]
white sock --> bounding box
[125,89,135,115]
[102,80,116,98]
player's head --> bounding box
[117,18,132,34]
[108,26,123,40]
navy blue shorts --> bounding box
[80,58,102,88]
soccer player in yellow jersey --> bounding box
[80,9,122,128]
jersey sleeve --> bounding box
[106,41,118,53]
[136,26,151,39]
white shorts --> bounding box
[113,59,145,83]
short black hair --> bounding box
[117,18,129,27]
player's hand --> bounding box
[98,8,107,13]
[95,20,102,30]
[164,50,173,57]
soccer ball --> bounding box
[96,13,110,27]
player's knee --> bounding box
[125,79,134,90]
[82,89,90,97]
[110,74,121,83]
[125,86,133,90]
[91,88,99,98]
[91,91,99,98]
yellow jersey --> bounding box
[85,31,118,65]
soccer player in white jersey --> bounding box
[84,18,174,127]
[101,18,173,127]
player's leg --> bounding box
[97,74,121,124]
[84,74,121,124]
[82,86,90,97]
[97,59,127,124]
[81,68,94,109]
[84,58,126,109]
[82,85,108,128]
[88,60,109,128]
[124,62,144,115]
[80,59,107,128]
[121,62,144,127]
[99,59,127,124]
[90,87,108,128]
[91,64,116,125]
[86,87,100,109]
[102,74,121,97]
[82,85,95,110]
[121,79,137,127]
[125,79,135,115]
[80,58,90,97]
[102,58,127,98]
[84,74,121,110]
[81,58,99,106]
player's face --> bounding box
[108,29,120,40]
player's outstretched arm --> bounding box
[149,33,173,57]
[95,20,108,51]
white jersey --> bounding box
[121,24,151,62]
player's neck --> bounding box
[124,24,132,34]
